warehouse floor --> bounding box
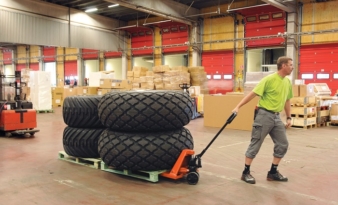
[0,107,337,205]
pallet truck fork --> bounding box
[161,112,237,185]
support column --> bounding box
[191,24,201,66]
[12,49,16,71]
[38,46,43,71]
[77,48,83,86]
[121,52,127,80]
[286,12,298,83]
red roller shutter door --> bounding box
[131,29,153,56]
[64,61,77,77]
[202,51,234,94]
[43,47,56,62]
[82,49,98,60]
[3,50,12,65]
[161,23,188,54]
[237,5,286,48]
[104,51,122,58]
[16,64,26,71]
[30,63,39,71]
[299,43,338,95]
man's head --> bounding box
[277,56,293,76]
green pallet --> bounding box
[36,109,54,113]
[100,162,166,183]
[58,151,101,169]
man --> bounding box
[232,56,294,184]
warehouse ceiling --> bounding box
[40,0,234,22]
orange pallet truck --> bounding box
[161,112,237,185]
[0,72,39,137]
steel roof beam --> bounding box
[104,0,200,25]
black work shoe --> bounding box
[241,172,256,184]
[267,171,288,182]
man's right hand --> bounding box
[232,107,239,114]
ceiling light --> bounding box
[108,4,119,8]
[85,8,98,13]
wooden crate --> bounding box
[290,96,316,107]
[292,117,317,129]
[291,107,317,118]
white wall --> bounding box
[44,62,56,87]
[247,49,262,72]
[133,56,153,70]
[106,58,122,79]
[164,54,187,67]
[84,60,99,78]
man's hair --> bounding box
[277,56,292,70]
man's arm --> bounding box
[284,99,292,128]
[232,91,258,113]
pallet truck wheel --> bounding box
[186,172,199,185]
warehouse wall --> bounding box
[301,0,338,44]
[0,0,123,51]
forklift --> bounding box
[0,71,39,137]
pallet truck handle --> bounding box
[197,112,237,158]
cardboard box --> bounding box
[97,88,112,96]
[51,87,64,99]
[294,79,305,85]
[127,71,134,77]
[299,84,315,97]
[133,66,148,72]
[292,85,299,97]
[331,103,338,121]
[203,94,259,131]
[290,96,316,106]
[52,96,63,107]
[81,87,98,95]
[291,107,316,116]
[133,71,147,78]
[63,88,76,98]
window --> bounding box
[162,28,170,33]
[146,31,152,35]
[138,31,145,36]
[246,16,256,22]
[171,27,178,32]
[179,26,187,31]
[207,75,211,80]
[259,14,269,20]
[317,73,330,79]
[213,74,222,80]
[223,74,233,80]
[301,74,314,79]
[272,12,283,19]
[333,73,338,79]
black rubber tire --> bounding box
[63,95,104,128]
[98,127,194,171]
[63,126,105,158]
[98,90,193,131]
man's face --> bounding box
[282,60,293,75]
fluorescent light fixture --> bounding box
[85,8,98,12]
[108,4,119,8]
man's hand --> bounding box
[285,119,292,129]
[232,107,239,114]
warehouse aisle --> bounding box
[0,107,337,205]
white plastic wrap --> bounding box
[29,71,52,110]
[89,72,115,87]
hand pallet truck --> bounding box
[161,112,237,185]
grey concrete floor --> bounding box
[0,107,338,205]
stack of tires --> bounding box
[97,90,195,171]
[62,96,105,158]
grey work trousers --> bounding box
[245,108,289,159]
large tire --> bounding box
[98,127,194,171]
[63,95,104,128]
[63,126,105,158]
[98,91,193,131]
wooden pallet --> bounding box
[291,103,317,107]
[291,124,316,129]
[58,151,101,169]
[291,113,316,118]
[316,122,329,127]
[36,109,54,113]
[100,162,166,183]
[329,121,338,126]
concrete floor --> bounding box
[0,107,338,205]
